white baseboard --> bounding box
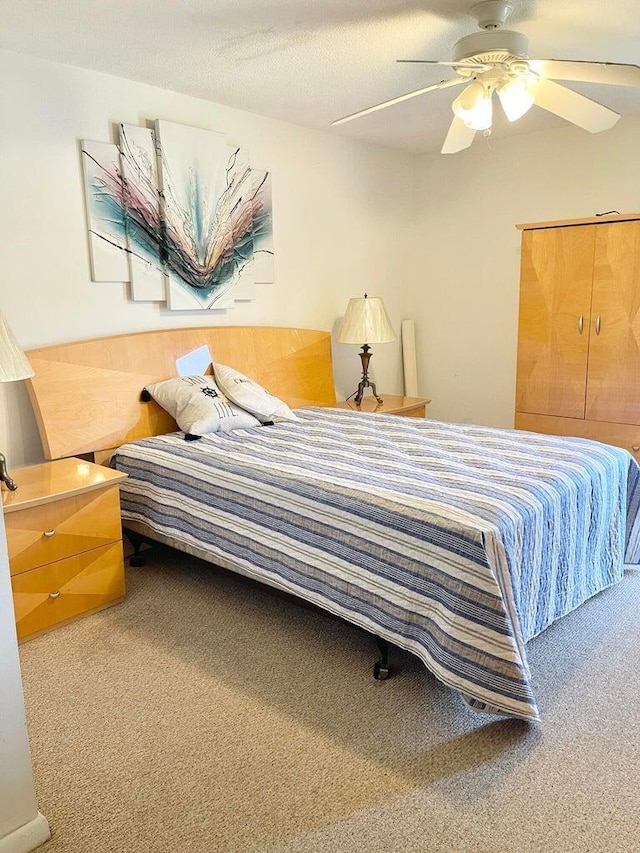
[0,814,50,853]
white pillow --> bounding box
[213,363,299,423]
[144,375,260,436]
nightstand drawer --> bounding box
[397,405,426,418]
[12,542,126,641]
[6,486,123,576]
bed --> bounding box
[25,326,640,722]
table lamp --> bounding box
[0,312,34,491]
[337,293,396,406]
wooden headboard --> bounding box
[26,326,336,461]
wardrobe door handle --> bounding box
[632,445,639,453]
[48,591,61,600]
[578,315,584,334]
[43,529,56,538]
[595,315,601,336]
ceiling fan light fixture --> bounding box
[498,77,535,121]
[332,0,640,155]
[452,81,493,130]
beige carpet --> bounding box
[18,545,640,853]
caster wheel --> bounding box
[373,662,390,680]
[129,555,146,567]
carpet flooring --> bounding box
[18,544,640,853]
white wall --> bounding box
[0,50,414,468]
[411,117,640,428]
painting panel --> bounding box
[155,120,235,311]
[119,124,165,301]
[251,171,274,284]
[225,146,256,302]
[225,150,274,293]
[81,140,130,282]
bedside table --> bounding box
[336,394,430,419]
[2,458,128,642]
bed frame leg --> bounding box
[373,635,391,680]
[125,529,147,567]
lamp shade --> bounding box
[498,78,534,122]
[452,80,493,131]
[337,295,396,345]
[0,312,34,382]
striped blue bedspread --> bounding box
[111,408,640,721]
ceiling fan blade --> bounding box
[397,59,483,69]
[398,58,493,75]
[529,78,620,132]
[332,77,465,126]
[441,117,476,154]
[529,59,640,87]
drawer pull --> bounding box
[48,591,61,600]
[632,445,639,453]
[43,530,56,538]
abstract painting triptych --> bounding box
[82,121,274,311]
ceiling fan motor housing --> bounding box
[470,1,514,30]
[452,29,529,65]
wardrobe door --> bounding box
[586,221,640,425]
[516,225,595,418]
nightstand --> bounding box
[336,394,430,418]
[2,458,128,642]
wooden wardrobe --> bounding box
[514,213,640,456]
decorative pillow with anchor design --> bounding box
[144,375,260,436]
[213,363,299,424]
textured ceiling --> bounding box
[2,0,640,153]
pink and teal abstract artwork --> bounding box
[81,140,131,283]
[119,124,164,302]
[81,120,274,311]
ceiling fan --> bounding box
[332,0,640,153]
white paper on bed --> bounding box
[176,346,213,377]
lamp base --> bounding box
[0,452,18,491]
[353,345,383,407]
[354,377,383,407]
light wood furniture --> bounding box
[25,327,337,461]
[514,214,640,456]
[336,395,430,418]
[2,458,127,642]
